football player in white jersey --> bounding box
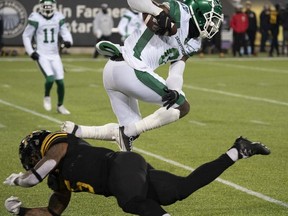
[62,0,223,151]
[22,0,73,115]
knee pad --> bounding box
[46,75,54,84]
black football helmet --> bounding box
[19,130,51,170]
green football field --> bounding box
[0,55,287,215]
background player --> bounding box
[4,130,270,215]
[117,8,144,43]
[22,0,73,114]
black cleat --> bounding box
[232,136,271,159]
[118,126,138,152]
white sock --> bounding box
[125,107,180,136]
[226,148,239,162]
[162,214,171,216]
[78,123,119,141]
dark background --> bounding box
[0,0,286,47]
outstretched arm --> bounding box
[5,189,71,216]
[4,143,68,187]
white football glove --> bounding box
[5,196,22,215]
[3,172,23,186]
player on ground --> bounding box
[4,130,270,215]
[62,0,224,151]
[22,0,73,114]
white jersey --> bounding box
[22,12,73,56]
[122,0,201,73]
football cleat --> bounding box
[95,41,121,57]
[43,96,52,111]
[61,121,79,135]
[118,126,139,152]
[232,136,271,159]
[57,105,70,115]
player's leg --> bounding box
[120,69,189,137]
[147,137,271,206]
[52,55,70,114]
[37,57,54,111]
[107,152,168,215]
[104,60,189,150]
[61,60,142,149]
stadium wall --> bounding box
[0,0,283,53]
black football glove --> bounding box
[30,52,39,61]
[63,41,72,48]
[162,87,179,109]
[155,10,172,35]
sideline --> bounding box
[0,98,287,209]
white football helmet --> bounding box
[39,0,56,18]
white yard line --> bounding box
[184,85,288,107]
[250,120,270,125]
[1,98,287,209]
[193,61,288,74]
[189,120,206,126]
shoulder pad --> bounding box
[41,132,68,156]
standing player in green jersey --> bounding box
[22,0,73,114]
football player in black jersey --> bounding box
[4,130,270,216]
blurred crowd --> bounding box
[229,1,288,57]
[200,1,288,57]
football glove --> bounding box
[3,172,23,186]
[5,196,22,215]
[63,41,72,48]
[30,52,39,61]
[155,10,172,35]
[162,87,179,109]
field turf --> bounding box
[0,55,287,215]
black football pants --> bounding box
[107,152,234,216]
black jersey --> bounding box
[43,132,114,195]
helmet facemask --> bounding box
[40,0,56,18]
[201,10,223,38]
[186,0,224,39]
[19,130,51,170]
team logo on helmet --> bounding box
[0,0,28,38]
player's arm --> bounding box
[59,16,73,48]
[5,189,71,216]
[22,22,37,56]
[166,59,186,92]
[4,143,68,187]
[127,0,172,35]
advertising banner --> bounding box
[0,0,130,46]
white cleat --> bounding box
[61,121,78,134]
[43,96,52,111]
[57,105,71,115]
